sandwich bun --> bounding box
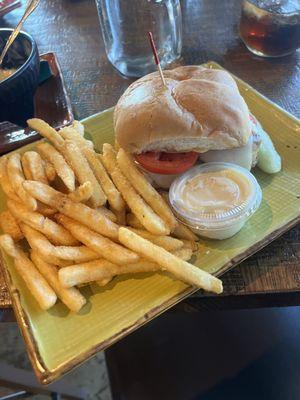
[114,66,251,154]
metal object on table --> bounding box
[0,0,40,67]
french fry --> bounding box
[114,207,126,225]
[71,120,85,137]
[97,278,112,286]
[117,149,177,231]
[56,214,139,265]
[0,156,20,202]
[181,240,198,252]
[21,153,55,214]
[21,153,33,180]
[36,203,57,216]
[118,228,223,294]
[82,146,125,211]
[128,228,183,251]
[0,210,23,241]
[22,151,48,184]
[23,181,119,240]
[44,161,56,182]
[27,118,64,149]
[59,258,161,288]
[159,191,199,241]
[21,223,99,262]
[172,247,193,261]
[59,125,94,149]
[36,142,75,192]
[101,143,117,174]
[31,251,86,312]
[7,199,78,246]
[126,212,144,229]
[172,223,199,242]
[0,234,57,310]
[96,206,117,222]
[35,252,73,268]
[7,154,37,211]
[68,181,93,203]
[111,167,170,235]
[59,259,117,287]
[63,140,106,207]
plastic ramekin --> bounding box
[169,162,262,240]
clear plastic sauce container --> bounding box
[169,162,262,240]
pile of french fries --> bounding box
[0,119,223,313]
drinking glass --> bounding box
[239,0,300,57]
[96,0,182,77]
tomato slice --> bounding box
[135,151,199,175]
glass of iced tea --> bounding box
[239,0,300,57]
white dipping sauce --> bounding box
[169,162,262,240]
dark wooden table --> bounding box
[1,0,299,317]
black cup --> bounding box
[0,29,40,126]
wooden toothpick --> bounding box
[148,31,167,87]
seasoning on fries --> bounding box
[0,118,223,312]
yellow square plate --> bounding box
[1,62,299,384]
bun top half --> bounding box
[114,66,251,154]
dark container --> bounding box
[0,28,40,126]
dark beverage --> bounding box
[239,0,300,57]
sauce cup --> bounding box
[169,162,262,240]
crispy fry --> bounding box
[0,234,57,309]
[44,161,56,182]
[172,247,193,261]
[96,206,117,222]
[36,142,75,192]
[59,258,161,288]
[159,191,199,241]
[0,156,20,202]
[72,120,85,137]
[181,240,198,252]
[7,154,37,210]
[126,213,143,229]
[101,143,117,174]
[56,214,139,265]
[7,199,78,246]
[27,118,64,149]
[0,210,23,241]
[68,181,93,203]
[59,125,94,149]
[111,167,170,235]
[63,140,106,207]
[31,251,86,312]
[172,223,199,241]
[21,153,33,180]
[21,223,99,262]
[35,252,73,267]
[23,181,119,240]
[59,250,191,288]
[118,228,223,294]
[22,151,48,184]
[82,146,124,211]
[97,278,112,286]
[117,149,177,231]
[36,202,57,216]
[59,259,117,287]
[114,207,126,225]
[128,228,183,251]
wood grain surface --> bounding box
[1,0,299,312]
